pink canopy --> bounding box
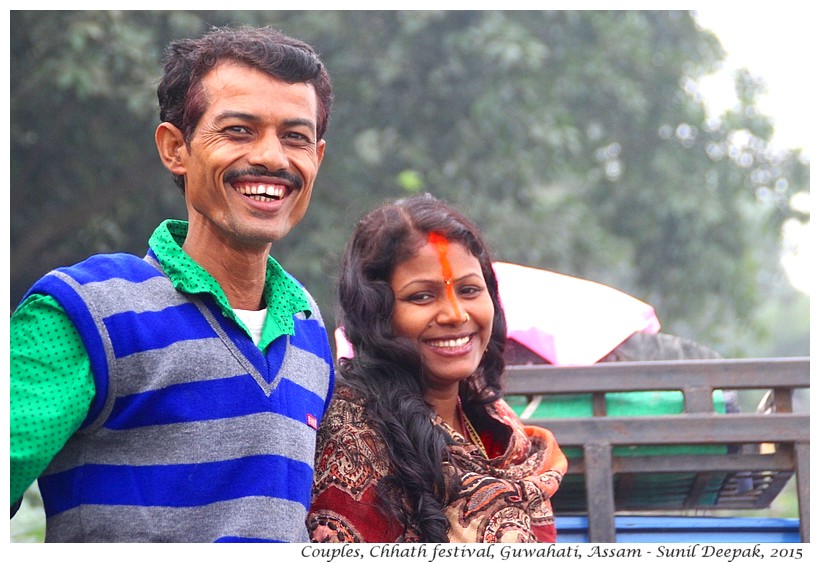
[335,262,661,366]
[493,262,660,365]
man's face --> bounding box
[176,61,325,250]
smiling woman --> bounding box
[307,194,567,544]
[389,231,495,392]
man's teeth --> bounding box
[429,336,470,348]
[237,184,285,200]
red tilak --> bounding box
[428,231,463,318]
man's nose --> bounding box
[249,136,289,171]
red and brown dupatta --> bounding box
[308,385,567,543]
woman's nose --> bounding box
[435,300,468,325]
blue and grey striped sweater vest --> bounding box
[28,252,334,542]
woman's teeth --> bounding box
[429,336,470,348]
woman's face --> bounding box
[390,235,495,392]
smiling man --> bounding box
[10,26,335,542]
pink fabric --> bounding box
[335,326,355,360]
[493,262,660,365]
[334,262,661,366]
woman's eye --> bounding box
[459,285,483,297]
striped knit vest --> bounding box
[28,252,334,542]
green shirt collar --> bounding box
[148,219,311,347]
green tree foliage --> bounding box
[10,10,809,354]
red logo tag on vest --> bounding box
[306,413,318,430]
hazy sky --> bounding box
[694,6,813,156]
[693,6,813,297]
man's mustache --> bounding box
[224,167,303,190]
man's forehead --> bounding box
[200,61,318,115]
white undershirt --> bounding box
[234,308,267,346]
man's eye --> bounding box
[284,132,312,144]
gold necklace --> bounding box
[458,398,489,458]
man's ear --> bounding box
[155,122,188,176]
[316,138,326,168]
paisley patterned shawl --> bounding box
[307,385,567,543]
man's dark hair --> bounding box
[157,25,333,190]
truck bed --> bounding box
[504,357,810,543]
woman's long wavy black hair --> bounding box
[336,194,508,542]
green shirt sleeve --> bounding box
[10,293,95,504]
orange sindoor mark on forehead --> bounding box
[428,231,463,318]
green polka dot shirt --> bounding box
[10,219,312,504]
